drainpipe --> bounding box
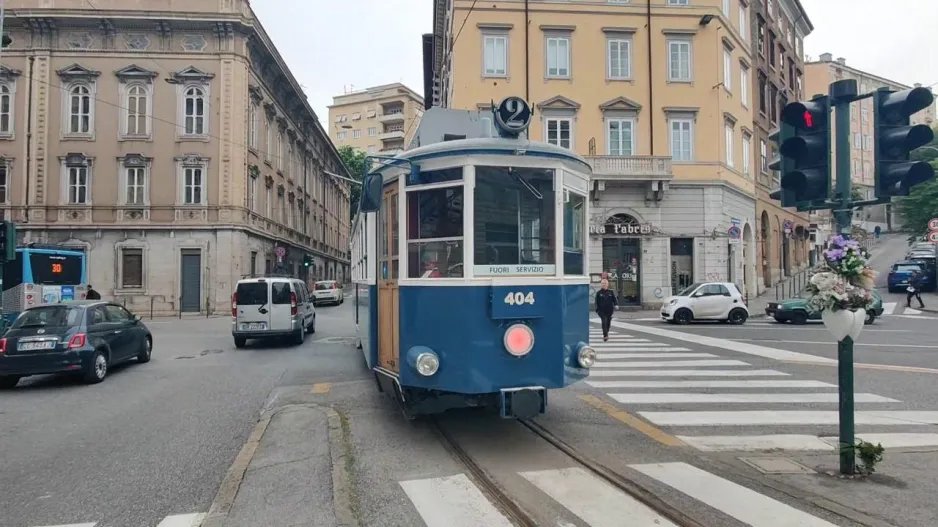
[524,0,530,101]
[646,0,654,154]
[24,55,34,224]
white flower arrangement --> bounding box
[804,235,878,313]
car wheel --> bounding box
[137,336,152,363]
[0,375,21,389]
[234,336,247,348]
[306,314,316,334]
[792,311,808,325]
[728,308,748,325]
[673,308,692,325]
[773,317,786,324]
[293,326,305,345]
[865,312,876,325]
[83,350,108,384]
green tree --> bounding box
[896,126,938,241]
[337,145,367,219]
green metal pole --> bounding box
[832,81,856,475]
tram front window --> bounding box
[406,184,465,278]
[474,166,556,274]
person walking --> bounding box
[86,285,101,300]
[594,279,618,341]
[907,271,925,309]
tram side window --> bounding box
[564,191,586,275]
[474,166,556,268]
[406,184,464,278]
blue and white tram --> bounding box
[349,98,597,419]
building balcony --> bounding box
[379,129,405,141]
[380,148,404,155]
[378,112,405,124]
[584,155,673,181]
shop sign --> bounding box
[589,223,653,236]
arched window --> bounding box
[68,84,92,134]
[0,84,11,133]
[184,86,205,135]
[126,84,148,135]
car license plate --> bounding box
[18,341,56,351]
[242,322,266,331]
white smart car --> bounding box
[660,282,749,325]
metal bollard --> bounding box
[150,297,154,320]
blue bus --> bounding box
[2,247,89,323]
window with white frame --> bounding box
[124,84,149,136]
[723,48,732,92]
[120,248,144,289]
[368,127,376,137]
[722,0,730,16]
[352,129,360,139]
[854,133,861,148]
[67,84,93,134]
[740,66,749,107]
[0,160,8,204]
[545,36,570,78]
[183,86,206,136]
[337,131,346,140]
[607,119,634,156]
[739,5,747,40]
[248,173,257,211]
[667,40,691,81]
[760,140,768,172]
[125,166,146,205]
[853,159,861,176]
[266,185,272,217]
[545,118,572,149]
[67,165,90,204]
[668,0,688,4]
[183,165,204,204]
[277,131,284,170]
[248,103,258,149]
[742,134,751,177]
[482,33,508,76]
[725,124,735,168]
[607,38,631,79]
[0,84,13,135]
[265,118,272,160]
[669,118,693,161]
[862,107,869,122]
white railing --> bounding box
[584,155,673,179]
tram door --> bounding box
[377,184,400,372]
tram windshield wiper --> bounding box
[508,168,543,200]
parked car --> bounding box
[660,282,749,324]
[0,301,153,388]
[887,261,931,293]
[231,277,316,348]
[312,280,344,306]
[767,289,883,325]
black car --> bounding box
[0,301,153,388]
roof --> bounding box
[29,300,106,308]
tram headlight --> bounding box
[415,352,440,376]
[503,323,535,357]
[576,344,596,368]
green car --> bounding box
[765,289,884,325]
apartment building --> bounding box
[805,54,936,232]
[749,0,813,291]
[328,83,424,156]
[428,0,766,306]
[0,0,350,315]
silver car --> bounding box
[231,277,316,347]
[312,280,344,306]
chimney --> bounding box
[819,52,833,62]
[836,57,846,65]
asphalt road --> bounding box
[0,302,367,527]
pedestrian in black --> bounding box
[906,271,925,309]
[594,278,618,341]
[86,285,101,300]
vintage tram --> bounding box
[349,97,596,419]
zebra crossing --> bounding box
[399,462,841,526]
[586,325,938,452]
[28,513,205,527]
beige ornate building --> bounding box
[0,0,350,315]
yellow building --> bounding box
[805,54,937,232]
[427,0,798,305]
[328,83,424,156]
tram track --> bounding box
[430,415,705,527]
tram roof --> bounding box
[367,136,593,176]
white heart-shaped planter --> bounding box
[821,308,866,341]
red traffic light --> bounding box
[803,111,813,128]
[781,98,829,131]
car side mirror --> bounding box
[133,314,142,322]
[359,173,384,213]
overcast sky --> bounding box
[251,0,937,127]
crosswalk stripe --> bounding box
[591,343,672,347]
[821,432,938,449]
[590,339,653,344]
[587,369,789,377]
[639,410,938,426]
[676,434,835,452]
[598,353,718,359]
[32,524,97,527]
[593,359,750,368]
[882,302,897,315]
[905,307,922,315]
[519,467,678,527]
[399,474,513,527]
[595,347,693,352]
[609,393,897,404]
[587,379,834,388]
[629,462,838,526]
[156,513,207,527]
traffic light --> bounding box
[302,254,312,267]
[0,221,15,263]
[768,96,832,207]
[873,86,935,198]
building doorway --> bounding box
[670,238,694,293]
[602,237,641,306]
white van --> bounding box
[231,277,316,348]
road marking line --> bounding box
[587,380,834,388]
[32,524,97,527]
[882,302,897,315]
[782,360,938,374]
[593,359,750,368]
[519,467,679,527]
[905,307,923,315]
[579,394,684,447]
[590,339,653,344]
[676,434,834,452]
[587,369,789,377]
[311,382,332,394]
[595,347,693,352]
[629,462,838,526]
[735,338,938,349]
[595,319,837,364]
[399,474,514,527]
[156,513,208,527]
[639,410,938,426]
[609,393,898,404]
[820,433,938,449]
[598,353,718,359]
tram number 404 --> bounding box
[504,291,535,305]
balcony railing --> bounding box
[584,155,673,180]
[378,112,405,124]
[379,129,405,141]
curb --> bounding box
[201,403,359,527]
